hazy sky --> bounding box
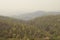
[0,0,60,16]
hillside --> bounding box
[28,15,60,40]
[0,15,60,40]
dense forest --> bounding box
[0,15,60,40]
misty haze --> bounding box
[0,0,60,40]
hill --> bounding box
[28,15,60,40]
[12,11,60,20]
[0,15,60,40]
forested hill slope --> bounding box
[29,15,60,34]
[0,15,60,40]
[27,15,60,40]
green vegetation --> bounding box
[0,15,60,40]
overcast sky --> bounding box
[0,0,60,16]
